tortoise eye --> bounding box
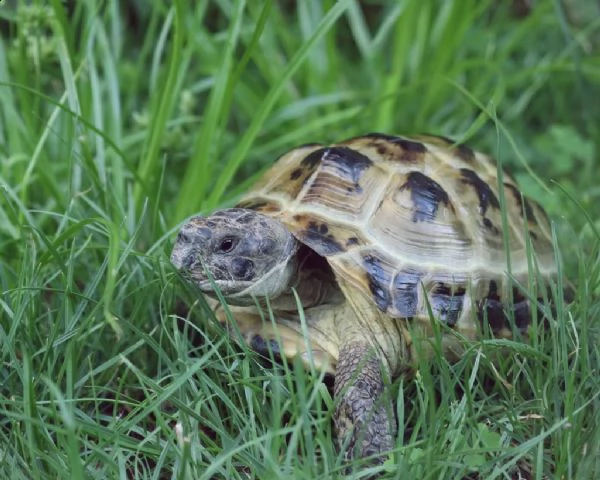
[218,237,236,253]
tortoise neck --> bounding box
[264,246,343,311]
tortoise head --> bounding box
[170,208,300,305]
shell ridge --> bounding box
[236,133,557,330]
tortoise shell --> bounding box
[236,133,557,337]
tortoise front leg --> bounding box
[334,340,396,462]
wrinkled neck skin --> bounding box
[225,243,343,313]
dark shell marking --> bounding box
[362,252,423,318]
[476,282,547,335]
[237,198,282,214]
[346,236,360,247]
[460,168,500,216]
[301,221,345,255]
[325,147,374,182]
[290,168,304,180]
[299,146,373,181]
[278,153,322,198]
[504,182,535,221]
[362,253,393,312]
[429,284,466,327]
[392,269,422,317]
[292,214,369,257]
[363,133,428,153]
[300,147,374,196]
[419,134,476,164]
[399,172,451,222]
[357,133,428,164]
[437,135,476,163]
[234,132,559,341]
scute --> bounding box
[398,171,451,222]
[236,133,558,337]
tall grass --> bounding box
[0,1,598,478]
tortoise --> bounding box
[170,132,558,462]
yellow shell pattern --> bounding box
[237,133,557,338]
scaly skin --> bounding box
[334,341,396,462]
[170,208,399,465]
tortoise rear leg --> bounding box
[334,340,396,462]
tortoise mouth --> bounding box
[197,278,253,295]
[193,258,297,306]
[193,276,261,306]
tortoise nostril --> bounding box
[182,254,196,269]
[176,231,191,244]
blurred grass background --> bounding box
[0,1,599,478]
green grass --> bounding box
[1,1,599,478]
